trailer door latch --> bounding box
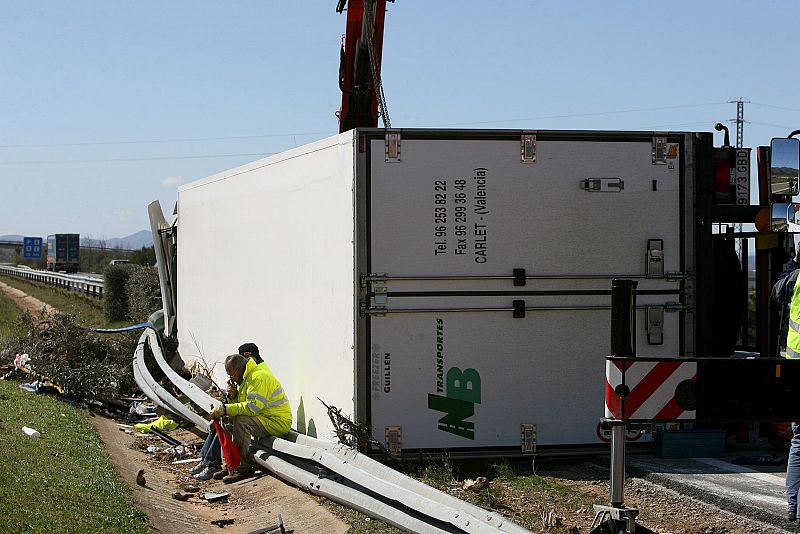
[646,306,664,345]
[385,426,402,456]
[373,284,388,305]
[385,131,401,162]
[646,239,664,278]
[520,133,536,163]
[521,423,537,453]
[581,178,624,192]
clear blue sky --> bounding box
[1,1,799,239]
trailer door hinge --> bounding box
[385,426,402,456]
[521,423,537,453]
[646,306,664,345]
[582,178,624,192]
[646,239,664,278]
[520,133,536,163]
[652,136,667,164]
[385,130,401,162]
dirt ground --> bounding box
[91,415,349,534]
[0,280,55,317]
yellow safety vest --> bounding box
[227,358,292,436]
[787,277,800,359]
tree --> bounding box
[131,246,156,266]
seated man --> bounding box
[191,342,267,481]
[210,353,292,483]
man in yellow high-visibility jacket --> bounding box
[210,353,292,483]
[772,247,800,522]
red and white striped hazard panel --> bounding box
[605,358,698,421]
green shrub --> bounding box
[104,264,133,321]
[127,265,162,323]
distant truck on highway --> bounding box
[46,233,80,273]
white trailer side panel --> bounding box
[177,132,358,440]
[365,133,689,450]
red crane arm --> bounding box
[337,0,389,133]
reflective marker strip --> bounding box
[787,346,800,359]
[605,359,697,420]
[268,397,288,407]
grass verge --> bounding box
[0,288,23,340]
[0,380,149,533]
[0,274,126,329]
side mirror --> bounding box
[771,202,800,232]
[770,137,800,196]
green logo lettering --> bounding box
[428,367,481,440]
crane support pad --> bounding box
[605,356,800,423]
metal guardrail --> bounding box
[0,265,104,298]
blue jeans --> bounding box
[787,422,800,515]
[200,425,221,468]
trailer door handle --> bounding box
[582,178,624,192]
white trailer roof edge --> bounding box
[178,132,355,193]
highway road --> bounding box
[628,447,795,530]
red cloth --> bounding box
[213,419,241,472]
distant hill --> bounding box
[83,230,153,250]
[2,231,153,249]
[0,234,24,242]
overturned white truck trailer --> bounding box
[166,128,698,456]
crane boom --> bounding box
[337,0,389,132]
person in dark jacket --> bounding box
[772,244,800,522]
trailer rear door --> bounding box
[362,130,691,452]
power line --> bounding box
[0,132,333,149]
[749,120,798,130]
[0,152,276,165]
[430,102,728,127]
[750,102,800,113]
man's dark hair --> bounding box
[238,342,263,364]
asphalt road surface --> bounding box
[628,449,794,529]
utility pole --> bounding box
[728,99,749,149]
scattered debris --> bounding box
[136,469,147,487]
[14,353,31,371]
[133,415,178,433]
[248,514,288,534]
[542,509,564,528]
[183,485,200,493]
[320,398,400,464]
[129,401,156,417]
[171,491,191,501]
[211,518,235,528]
[144,443,193,463]
[172,457,201,465]
[150,426,183,446]
[19,379,64,395]
[203,491,230,503]
[21,426,40,438]
[463,476,489,491]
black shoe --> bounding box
[222,466,254,484]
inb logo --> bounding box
[427,367,481,439]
